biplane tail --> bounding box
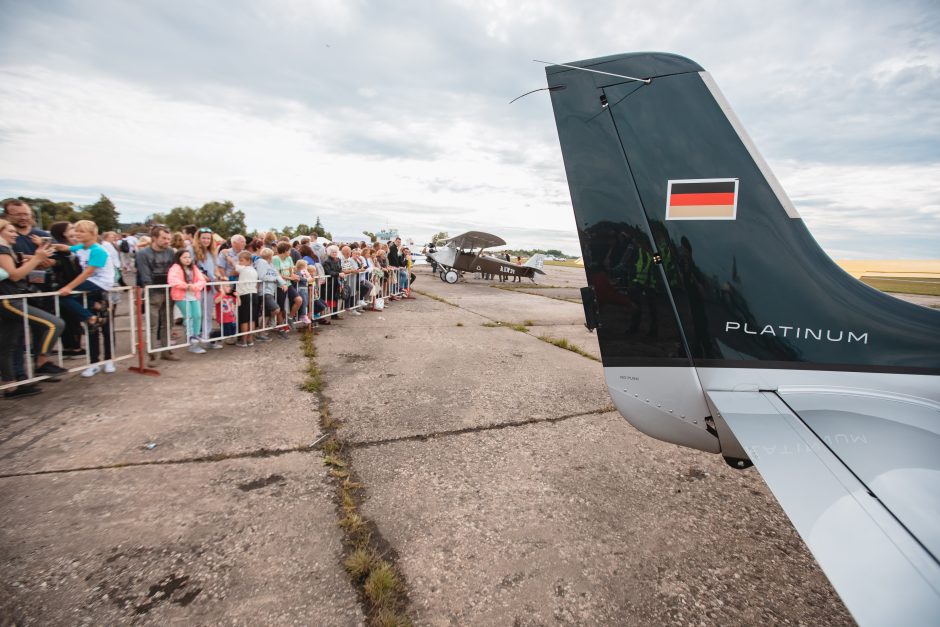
[523,254,546,274]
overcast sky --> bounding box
[1,0,937,257]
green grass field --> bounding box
[544,260,583,268]
[860,276,940,297]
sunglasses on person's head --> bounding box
[198,227,213,234]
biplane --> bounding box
[428,231,546,283]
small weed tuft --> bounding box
[482,320,528,333]
[339,511,367,533]
[322,438,340,455]
[373,608,413,627]
[345,548,376,581]
[364,561,401,607]
[523,319,535,327]
[301,371,322,393]
[323,454,346,468]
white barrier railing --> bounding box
[1,260,415,390]
[0,285,136,391]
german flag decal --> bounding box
[666,178,739,220]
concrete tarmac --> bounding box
[323,265,853,626]
[1,263,854,626]
[0,334,362,625]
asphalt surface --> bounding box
[1,263,857,625]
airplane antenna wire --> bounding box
[509,85,565,104]
[533,59,651,84]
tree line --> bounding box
[14,195,122,233]
[13,195,334,241]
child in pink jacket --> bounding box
[168,249,208,354]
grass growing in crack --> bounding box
[299,329,411,625]
[523,319,535,327]
[481,320,529,333]
[300,331,323,392]
[321,406,338,430]
[537,334,600,362]
[412,289,457,308]
[491,283,562,290]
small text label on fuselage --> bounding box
[500,266,516,274]
[724,322,869,344]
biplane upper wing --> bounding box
[444,231,507,250]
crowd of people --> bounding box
[0,198,417,399]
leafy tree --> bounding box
[148,206,197,232]
[195,201,246,237]
[81,194,121,232]
[149,201,246,238]
[11,197,79,229]
[362,230,377,242]
[432,231,449,243]
[313,216,327,237]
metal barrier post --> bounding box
[128,286,160,376]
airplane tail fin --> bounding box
[523,254,546,274]
[546,52,939,374]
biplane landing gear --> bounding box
[444,270,459,284]
[439,270,448,282]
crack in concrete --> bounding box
[0,444,317,479]
[347,405,616,451]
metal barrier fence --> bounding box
[0,286,136,391]
[0,262,414,390]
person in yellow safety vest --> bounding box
[629,246,659,337]
[656,241,680,288]
[633,248,657,288]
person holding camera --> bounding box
[0,218,66,397]
[48,221,84,356]
[136,225,177,364]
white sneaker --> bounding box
[208,341,223,350]
[350,309,361,316]
[81,365,101,378]
[358,300,367,307]
[103,361,116,373]
[188,344,207,354]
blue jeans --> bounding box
[59,280,105,322]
